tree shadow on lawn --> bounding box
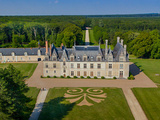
[39,97,75,120]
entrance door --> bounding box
[120,71,123,78]
[64,74,66,77]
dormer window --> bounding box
[97,57,101,61]
[83,57,87,61]
[11,52,15,56]
[24,52,27,56]
[70,57,74,61]
[120,57,123,62]
[91,56,94,61]
[77,56,80,61]
[108,57,113,62]
[38,50,41,56]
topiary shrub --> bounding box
[113,76,117,79]
[101,76,105,79]
[53,76,57,78]
[41,75,43,78]
[130,75,134,80]
[87,76,91,79]
[47,75,50,78]
[80,76,84,79]
[60,75,64,78]
[94,76,97,79]
[67,76,70,78]
[73,76,77,78]
[128,77,131,80]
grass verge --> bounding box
[132,88,160,120]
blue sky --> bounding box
[0,0,159,15]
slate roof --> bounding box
[0,48,47,56]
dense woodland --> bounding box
[0,15,160,58]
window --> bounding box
[29,57,31,60]
[90,64,93,69]
[21,57,23,60]
[46,64,48,68]
[71,63,74,68]
[109,64,112,69]
[77,71,80,76]
[84,64,87,68]
[24,52,27,56]
[71,71,74,76]
[0,57,2,61]
[53,63,56,68]
[71,57,74,61]
[64,68,66,73]
[12,57,14,60]
[46,70,48,73]
[0,53,2,56]
[77,64,80,68]
[97,64,101,69]
[91,56,94,61]
[120,64,123,69]
[84,57,87,61]
[84,71,87,76]
[109,71,112,77]
[53,57,56,61]
[97,72,100,77]
[90,71,93,76]
[63,61,66,66]
[97,57,101,61]
[54,70,56,73]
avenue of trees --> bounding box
[0,16,160,58]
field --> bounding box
[39,87,134,120]
[0,63,38,79]
[130,59,160,85]
[132,88,160,120]
[24,87,40,120]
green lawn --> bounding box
[24,87,40,120]
[132,88,160,120]
[39,87,134,120]
[0,63,38,79]
[82,30,86,42]
[130,59,160,85]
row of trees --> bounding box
[91,18,160,58]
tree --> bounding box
[0,64,30,119]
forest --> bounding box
[0,15,160,58]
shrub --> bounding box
[113,76,117,79]
[41,75,43,78]
[53,76,57,78]
[47,75,50,78]
[128,77,131,80]
[67,76,70,78]
[130,75,134,80]
[87,76,91,79]
[101,76,105,79]
[80,76,84,79]
[73,76,77,78]
[60,75,64,78]
[94,76,97,79]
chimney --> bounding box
[46,40,48,55]
[121,39,123,46]
[124,45,127,55]
[105,40,108,54]
[117,37,120,43]
[60,43,64,50]
[50,44,52,57]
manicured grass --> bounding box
[82,30,86,42]
[24,87,40,120]
[130,59,160,85]
[129,54,137,59]
[0,63,38,79]
[39,87,134,120]
[132,88,160,120]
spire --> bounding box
[74,40,76,46]
[117,37,120,43]
[121,39,124,46]
[105,40,108,54]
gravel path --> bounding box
[29,89,48,120]
[26,62,157,120]
[85,27,90,45]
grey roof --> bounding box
[0,48,46,56]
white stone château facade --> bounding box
[43,37,129,79]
